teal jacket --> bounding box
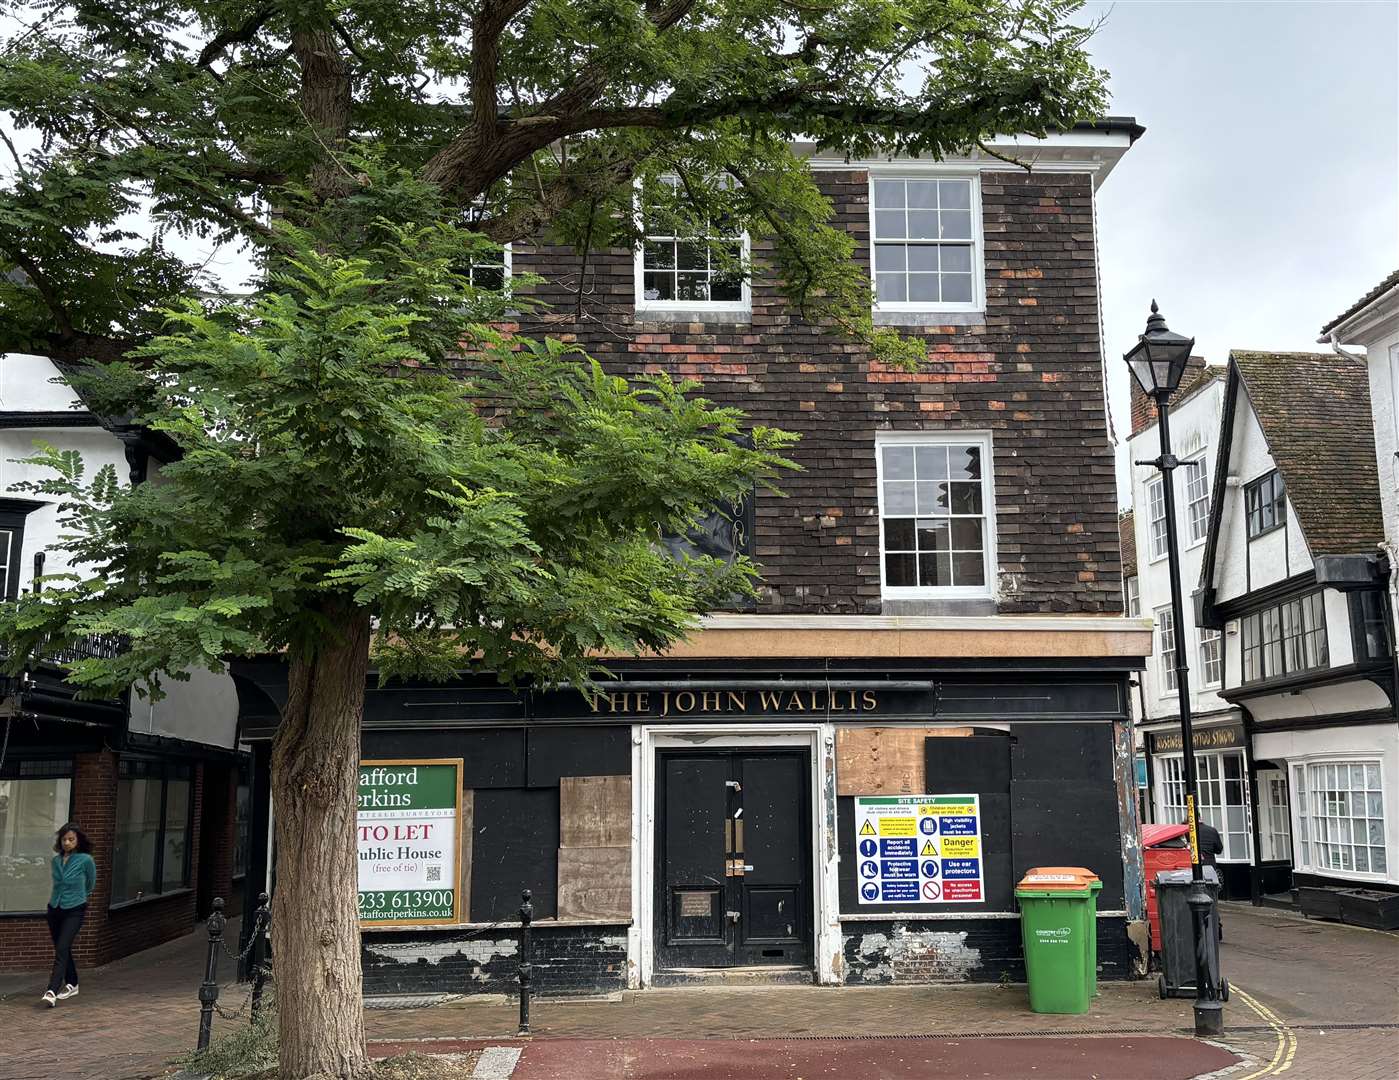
[50,852,97,909]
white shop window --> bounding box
[1293,760,1388,879]
[870,175,983,312]
[876,432,996,598]
[1155,750,1251,862]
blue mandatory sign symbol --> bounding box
[919,817,939,835]
[859,838,878,857]
[861,882,880,901]
[860,860,880,879]
[922,860,940,878]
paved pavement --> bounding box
[1211,901,1399,1080]
[0,902,1391,1079]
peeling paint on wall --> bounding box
[1112,719,1146,921]
[844,924,983,984]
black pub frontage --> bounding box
[233,615,1151,997]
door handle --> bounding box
[726,780,742,791]
[726,910,741,923]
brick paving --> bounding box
[0,902,1391,1079]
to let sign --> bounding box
[357,759,462,926]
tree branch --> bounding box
[196,6,276,73]
[1,244,75,337]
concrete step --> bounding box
[647,965,816,989]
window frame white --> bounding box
[868,170,985,315]
[1154,749,1252,862]
[1155,604,1178,695]
[1183,454,1210,546]
[1198,626,1223,688]
[1146,476,1168,561]
[874,430,997,600]
[1292,756,1389,882]
[633,178,751,315]
[1125,575,1140,618]
[466,242,512,292]
[0,526,13,601]
[1258,768,1292,864]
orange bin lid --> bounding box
[1016,866,1101,890]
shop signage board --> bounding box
[854,794,983,904]
[357,758,462,926]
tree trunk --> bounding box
[271,603,372,1078]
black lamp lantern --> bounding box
[1124,300,1196,398]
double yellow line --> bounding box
[1232,985,1298,1078]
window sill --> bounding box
[881,597,998,617]
[109,887,193,913]
[635,306,750,325]
[1294,866,1395,885]
[872,309,985,327]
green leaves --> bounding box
[0,216,795,696]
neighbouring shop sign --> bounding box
[357,759,462,926]
[1149,724,1245,754]
[854,795,984,904]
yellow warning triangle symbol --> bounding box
[921,839,937,856]
[859,820,877,836]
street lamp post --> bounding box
[1124,301,1224,1038]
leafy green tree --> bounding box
[2,3,1106,1076]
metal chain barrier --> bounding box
[195,893,274,1052]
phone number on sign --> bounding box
[357,890,454,919]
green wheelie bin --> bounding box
[1016,867,1101,1014]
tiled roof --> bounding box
[1119,510,1137,578]
[1320,269,1399,334]
[1231,350,1385,557]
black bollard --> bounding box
[197,898,226,1052]
[250,892,271,1020]
[517,889,533,1036]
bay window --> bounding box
[1241,591,1328,684]
[1294,760,1387,877]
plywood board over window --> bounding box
[835,727,972,795]
[557,774,632,920]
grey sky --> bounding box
[1084,0,1399,504]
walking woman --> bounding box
[44,823,96,1007]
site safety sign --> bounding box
[854,794,984,904]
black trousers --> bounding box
[46,904,86,994]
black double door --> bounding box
[655,750,813,970]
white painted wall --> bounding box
[1212,383,1313,607]
[0,354,85,412]
[3,353,238,749]
[1334,303,1399,547]
[1,426,127,591]
[1128,376,1234,723]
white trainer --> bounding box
[42,990,57,1007]
[57,984,79,1000]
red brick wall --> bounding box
[507,169,1123,614]
[0,753,206,972]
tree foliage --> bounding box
[2,0,1107,368]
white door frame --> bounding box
[628,722,841,987]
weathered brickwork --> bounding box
[841,916,1132,985]
[362,925,629,997]
[507,169,1122,615]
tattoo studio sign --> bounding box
[357,759,462,926]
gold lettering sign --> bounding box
[1152,726,1244,753]
[587,688,881,717]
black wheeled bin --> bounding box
[1156,867,1228,1001]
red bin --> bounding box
[1142,824,1191,955]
